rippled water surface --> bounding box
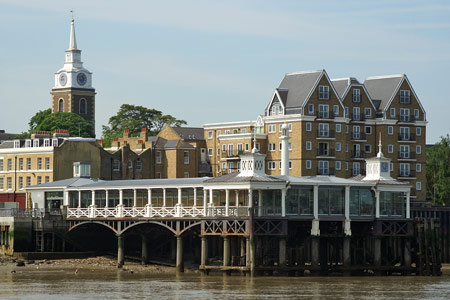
[1,266,450,299]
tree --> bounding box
[20,109,94,138]
[426,134,450,205]
[101,104,186,147]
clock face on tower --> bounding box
[59,73,67,86]
[77,72,87,86]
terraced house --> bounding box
[204,69,427,201]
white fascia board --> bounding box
[203,120,255,129]
[263,114,315,123]
[376,185,411,192]
[0,147,54,155]
[218,133,267,141]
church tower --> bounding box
[51,18,96,130]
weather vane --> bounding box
[70,9,74,21]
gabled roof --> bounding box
[26,177,103,190]
[172,127,204,141]
[363,75,404,111]
[154,137,194,150]
[277,70,323,109]
[331,78,351,98]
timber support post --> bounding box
[141,234,148,265]
[176,235,184,273]
[117,235,124,268]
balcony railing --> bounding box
[317,130,335,138]
[398,151,416,159]
[317,112,334,119]
[351,150,366,159]
[317,167,335,176]
[398,170,416,178]
[351,132,366,140]
[351,113,365,121]
[317,148,335,157]
[398,133,416,142]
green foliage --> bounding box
[24,109,94,138]
[426,134,450,205]
[101,104,186,147]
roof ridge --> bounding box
[285,69,324,76]
[365,74,404,80]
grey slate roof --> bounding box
[331,79,349,98]
[276,88,288,107]
[363,75,404,111]
[205,172,286,184]
[278,70,323,108]
[350,175,410,186]
[71,177,210,189]
[0,140,14,149]
[172,127,204,140]
[26,177,103,190]
[153,138,194,149]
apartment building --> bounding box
[204,69,427,201]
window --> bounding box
[7,177,12,190]
[44,139,50,147]
[241,128,246,133]
[19,177,23,189]
[0,177,4,190]
[135,159,142,171]
[279,143,282,151]
[228,144,234,156]
[364,108,372,118]
[306,141,312,151]
[13,140,20,148]
[33,139,39,147]
[416,181,422,191]
[288,123,292,132]
[345,107,349,118]
[245,143,249,151]
[416,145,422,154]
[353,107,360,121]
[26,158,31,170]
[184,151,190,164]
[352,125,361,140]
[414,109,419,120]
[364,144,372,153]
[306,160,311,169]
[268,161,276,170]
[365,126,372,135]
[279,124,283,132]
[400,163,410,177]
[237,143,243,153]
[268,124,276,133]
[318,161,329,175]
[345,144,349,152]
[228,162,234,173]
[352,162,360,176]
[25,139,31,148]
[256,143,260,151]
[400,127,410,141]
[400,145,410,158]
[156,172,161,179]
[352,89,361,102]
[156,151,162,164]
[208,131,213,139]
[336,124,341,133]
[318,104,329,119]
[333,105,339,116]
[217,130,221,136]
[112,159,120,171]
[345,162,349,171]
[52,138,59,147]
[416,127,422,136]
[7,159,12,171]
[45,176,50,183]
[225,130,230,134]
[400,90,410,103]
[268,143,276,151]
[336,161,341,171]
[128,160,133,169]
[390,108,396,118]
[306,122,312,131]
[416,163,421,173]
[184,172,189,178]
[0,159,3,171]
[308,104,314,115]
[288,142,292,151]
[400,108,410,122]
[318,85,330,99]
[79,98,87,114]
[318,123,329,137]
[390,162,394,172]
[388,144,393,153]
[26,176,31,187]
[336,142,341,152]
[37,158,42,170]
[217,148,220,156]
[58,99,64,112]
[346,125,349,134]
[388,126,394,135]
[208,148,213,156]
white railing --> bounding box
[67,206,249,218]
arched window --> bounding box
[58,99,64,112]
[79,98,86,114]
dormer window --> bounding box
[308,104,314,115]
[52,138,59,147]
[318,86,329,100]
[400,90,410,104]
[271,103,282,116]
[352,89,361,102]
[25,139,31,148]
[13,140,20,148]
[44,139,50,147]
[33,139,40,147]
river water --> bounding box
[1,266,450,300]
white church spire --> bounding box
[69,18,78,50]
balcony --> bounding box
[398,151,416,160]
[398,133,416,142]
[317,130,335,139]
[398,170,416,178]
[317,112,334,120]
[351,150,366,159]
[351,132,366,141]
[317,167,335,176]
[317,148,335,157]
[350,113,365,122]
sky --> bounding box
[0,0,449,144]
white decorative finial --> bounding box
[377,132,384,158]
[69,11,77,50]
[252,128,258,153]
